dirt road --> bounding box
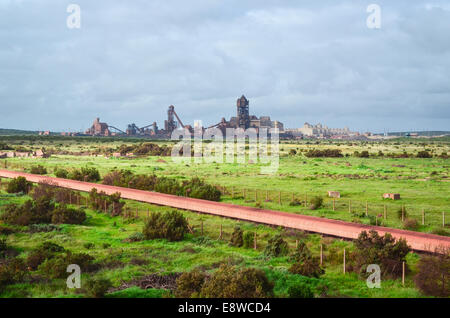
[1,169,448,252]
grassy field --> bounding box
[0,190,424,298]
[2,137,449,233]
[0,136,448,298]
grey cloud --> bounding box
[0,0,449,132]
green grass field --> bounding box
[0,136,448,298]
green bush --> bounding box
[51,205,86,225]
[38,251,96,278]
[1,197,54,226]
[200,264,274,298]
[309,196,323,210]
[84,277,112,298]
[414,247,449,297]
[353,230,411,278]
[243,232,254,249]
[30,165,47,175]
[0,258,28,289]
[6,177,32,194]
[287,283,314,298]
[417,151,432,158]
[68,167,100,182]
[403,218,419,231]
[142,210,188,242]
[288,242,324,278]
[175,270,207,298]
[27,242,65,270]
[264,234,288,258]
[54,168,68,179]
[229,227,244,247]
[305,149,343,158]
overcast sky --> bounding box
[1,0,449,133]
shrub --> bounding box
[403,218,419,231]
[38,251,96,278]
[125,232,145,242]
[142,211,188,242]
[289,242,324,278]
[83,242,95,250]
[229,227,244,247]
[243,232,254,249]
[287,283,314,298]
[414,247,449,297]
[175,270,207,298]
[0,226,15,236]
[0,258,28,289]
[357,151,370,158]
[200,264,274,298]
[289,199,301,206]
[84,277,112,298]
[289,149,297,156]
[27,242,65,270]
[6,177,32,194]
[51,205,86,225]
[54,168,68,179]
[89,189,124,216]
[264,234,288,258]
[353,230,411,278]
[0,239,8,257]
[68,167,100,182]
[417,151,432,158]
[305,149,343,158]
[30,165,47,175]
[31,181,55,201]
[1,197,54,226]
[309,196,323,210]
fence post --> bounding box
[384,205,387,220]
[104,201,107,213]
[278,191,281,205]
[348,200,351,213]
[443,212,446,227]
[254,190,257,202]
[266,190,268,201]
[243,188,246,200]
[219,224,223,240]
[365,201,368,217]
[147,208,150,218]
[305,193,307,207]
[254,232,257,250]
[86,196,88,206]
[136,208,138,218]
[201,220,204,235]
[401,205,405,222]
[333,199,335,211]
[376,215,378,226]
[402,261,405,286]
[295,240,298,249]
[320,244,323,266]
[77,195,80,206]
[232,186,234,199]
[112,202,115,214]
[343,248,346,274]
[422,209,425,225]
[69,192,72,205]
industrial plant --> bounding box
[82,95,286,138]
[67,95,355,139]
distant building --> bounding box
[85,118,111,136]
[286,122,353,137]
[220,95,284,133]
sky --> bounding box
[0,0,449,133]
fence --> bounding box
[214,184,449,229]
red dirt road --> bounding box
[1,169,449,252]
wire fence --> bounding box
[215,185,449,229]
